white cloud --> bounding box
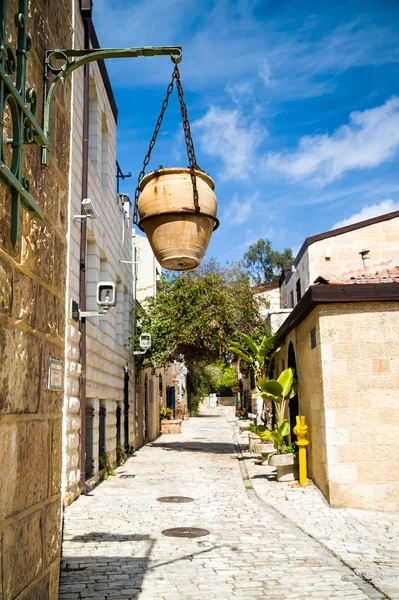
[259,60,272,86]
[194,106,266,180]
[332,199,399,229]
[222,193,258,226]
[265,98,399,184]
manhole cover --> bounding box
[119,474,136,479]
[157,496,194,503]
[161,527,210,538]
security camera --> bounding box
[73,198,99,221]
[81,198,98,219]
[97,282,117,310]
[139,333,151,350]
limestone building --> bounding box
[272,210,399,512]
[0,0,73,597]
[62,4,134,505]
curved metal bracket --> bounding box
[0,0,182,249]
[42,45,182,165]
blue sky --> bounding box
[93,0,399,263]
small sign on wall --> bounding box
[48,358,63,391]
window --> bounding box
[290,290,294,308]
[296,278,302,303]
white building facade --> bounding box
[62,3,134,505]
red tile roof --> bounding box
[315,259,399,285]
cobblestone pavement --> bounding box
[60,409,397,600]
[235,419,399,600]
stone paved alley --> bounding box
[60,409,399,600]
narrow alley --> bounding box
[59,409,398,600]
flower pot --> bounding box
[160,419,182,434]
[248,432,260,453]
[239,420,251,433]
[255,442,274,464]
[268,452,298,482]
[138,168,218,270]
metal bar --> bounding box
[0,65,47,147]
[0,159,43,217]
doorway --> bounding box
[288,342,299,433]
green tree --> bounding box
[242,238,294,284]
[137,260,268,368]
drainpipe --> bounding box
[79,15,90,489]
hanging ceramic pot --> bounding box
[137,167,218,270]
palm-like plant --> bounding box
[229,332,276,381]
[258,368,296,453]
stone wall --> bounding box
[63,2,134,504]
[0,0,72,597]
[281,216,399,309]
[319,301,399,511]
[277,309,330,500]
[279,301,399,512]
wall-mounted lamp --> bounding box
[73,198,99,221]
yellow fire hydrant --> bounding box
[293,415,309,486]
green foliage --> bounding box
[242,238,294,285]
[230,332,276,381]
[116,443,127,467]
[249,423,267,434]
[99,452,115,480]
[258,367,296,428]
[160,407,173,421]
[135,260,268,368]
[260,419,291,454]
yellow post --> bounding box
[293,415,309,486]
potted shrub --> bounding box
[160,407,182,434]
[137,168,218,271]
[258,368,298,482]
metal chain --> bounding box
[134,65,200,224]
[174,65,200,212]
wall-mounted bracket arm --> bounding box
[42,45,182,165]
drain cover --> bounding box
[157,496,194,503]
[161,527,210,538]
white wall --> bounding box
[62,2,134,505]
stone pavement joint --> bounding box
[59,408,397,599]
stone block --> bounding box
[12,270,37,325]
[329,482,374,510]
[0,322,41,414]
[0,201,22,262]
[3,511,43,598]
[21,216,54,284]
[53,234,67,291]
[49,562,60,600]
[43,500,62,567]
[19,574,50,600]
[0,256,12,316]
[373,359,390,373]
[36,286,57,336]
[0,421,49,520]
[51,418,63,495]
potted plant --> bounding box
[138,168,218,271]
[258,368,298,481]
[160,406,182,434]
